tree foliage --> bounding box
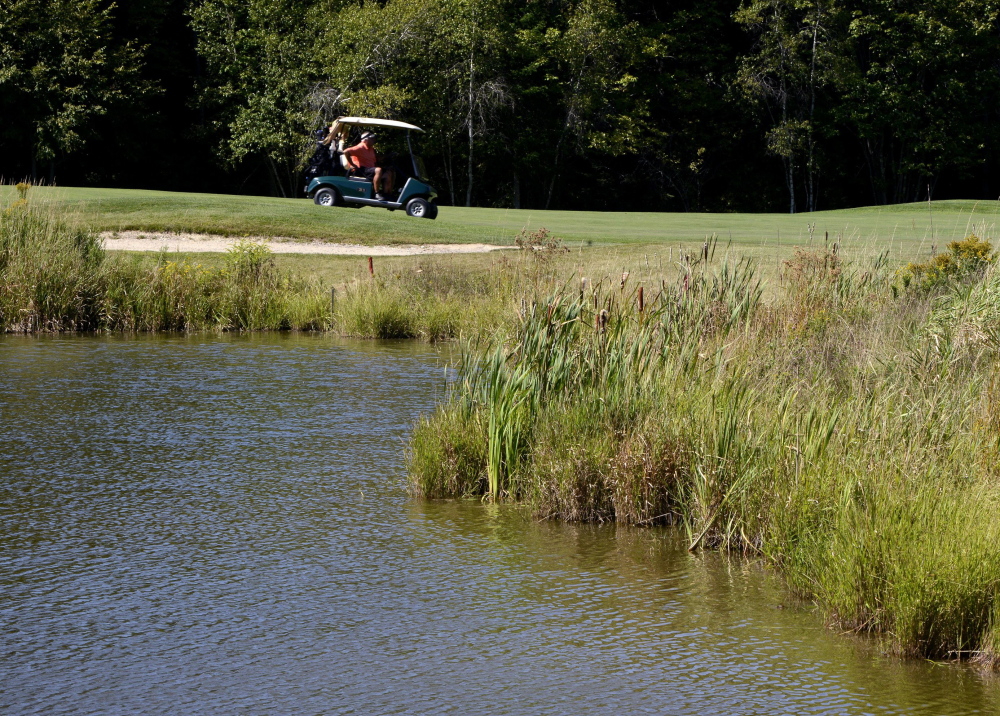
[2,0,1000,211]
[0,0,150,177]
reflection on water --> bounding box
[1,334,997,715]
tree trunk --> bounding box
[465,123,474,207]
[545,137,563,210]
[777,20,795,215]
[546,110,573,210]
[547,66,585,211]
[786,159,796,214]
[266,155,287,198]
[806,10,821,212]
[863,137,888,205]
[448,138,457,205]
[781,81,795,214]
[466,49,475,208]
[444,134,456,206]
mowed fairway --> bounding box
[6,185,999,262]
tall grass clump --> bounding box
[1,196,330,332]
[409,240,1000,665]
[1,196,106,331]
[330,248,557,341]
[100,241,330,331]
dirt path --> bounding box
[100,231,510,256]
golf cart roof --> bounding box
[333,117,424,132]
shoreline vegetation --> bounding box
[0,194,550,336]
[7,189,1000,669]
[408,234,1000,668]
[1,193,328,333]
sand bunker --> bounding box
[100,231,510,256]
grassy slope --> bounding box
[6,186,999,254]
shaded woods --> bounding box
[3,0,1000,211]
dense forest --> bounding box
[2,0,999,212]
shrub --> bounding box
[895,235,994,293]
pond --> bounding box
[1,335,997,715]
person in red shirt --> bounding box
[342,131,395,200]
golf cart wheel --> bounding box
[405,197,431,218]
[313,187,340,207]
[426,203,439,220]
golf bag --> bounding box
[304,128,336,180]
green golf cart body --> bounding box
[304,117,439,219]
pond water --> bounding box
[1,335,998,715]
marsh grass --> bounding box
[1,199,330,332]
[408,237,1000,665]
[1,193,631,338]
[328,244,575,340]
[1,198,107,331]
[1,191,613,339]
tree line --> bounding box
[2,0,999,212]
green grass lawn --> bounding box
[6,185,999,260]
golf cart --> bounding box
[304,117,439,219]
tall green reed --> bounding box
[409,245,1000,665]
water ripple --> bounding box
[1,335,997,715]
